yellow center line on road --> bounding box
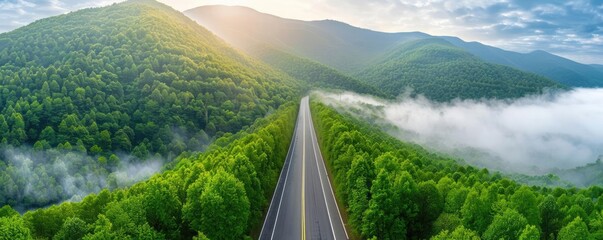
[301,104,306,240]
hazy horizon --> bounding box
[0,0,601,65]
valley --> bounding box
[0,0,602,239]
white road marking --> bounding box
[307,100,350,240]
[263,109,300,240]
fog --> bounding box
[0,146,164,212]
[316,89,603,174]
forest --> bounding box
[0,0,300,210]
[0,102,297,240]
[357,38,565,101]
[251,46,387,98]
[311,101,603,240]
[0,0,601,240]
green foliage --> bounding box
[461,190,491,234]
[254,47,386,97]
[53,217,88,240]
[183,170,249,240]
[511,186,540,226]
[431,226,480,240]
[483,209,528,240]
[19,102,297,240]
[415,180,444,237]
[539,195,562,239]
[0,206,18,218]
[558,217,591,240]
[0,216,32,240]
[311,101,603,240]
[0,0,299,210]
[519,225,540,240]
[357,38,564,101]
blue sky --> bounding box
[0,0,602,64]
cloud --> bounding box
[1,146,164,212]
[0,0,601,64]
[316,89,603,174]
[0,0,122,33]
[311,0,603,64]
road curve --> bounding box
[260,96,348,240]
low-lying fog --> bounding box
[316,89,603,174]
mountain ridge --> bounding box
[186,5,603,88]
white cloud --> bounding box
[0,0,601,64]
[316,89,603,173]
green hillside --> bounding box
[311,100,603,240]
[186,6,602,91]
[185,5,426,73]
[356,38,565,101]
[443,37,603,87]
[9,103,297,240]
[253,46,387,97]
[0,0,300,209]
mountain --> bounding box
[592,64,603,72]
[184,5,428,73]
[442,37,603,87]
[186,5,603,89]
[311,101,603,239]
[356,38,563,101]
[252,46,387,97]
[0,0,300,209]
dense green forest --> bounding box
[185,5,420,73]
[0,102,297,240]
[186,5,603,90]
[252,46,387,97]
[0,0,301,210]
[443,37,603,88]
[311,101,603,240]
[356,38,565,101]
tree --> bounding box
[563,204,588,226]
[558,217,590,240]
[414,180,444,237]
[519,225,540,240]
[346,154,374,229]
[99,130,112,151]
[589,210,603,240]
[461,190,491,234]
[113,129,132,151]
[445,187,469,213]
[53,217,88,240]
[0,205,18,218]
[227,152,263,227]
[483,209,528,240]
[40,126,57,145]
[539,195,562,239]
[511,186,540,226]
[362,170,418,239]
[83,214,114,240]
[0,116,9,142]
[135,223,165,240]
[431,226,480,240]
[183,170,250,240]
[0,216,32,240]
[143,179,181,238]
[432,213,462,236]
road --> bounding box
[260,96,349,240]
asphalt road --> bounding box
[260,97,349,240]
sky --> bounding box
[0,0,602,64]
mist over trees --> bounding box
[311,101,603,240]
[316,89,603,180]
[0,102,297,240]
[0,0,300,209]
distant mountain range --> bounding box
[186,5,603,92]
